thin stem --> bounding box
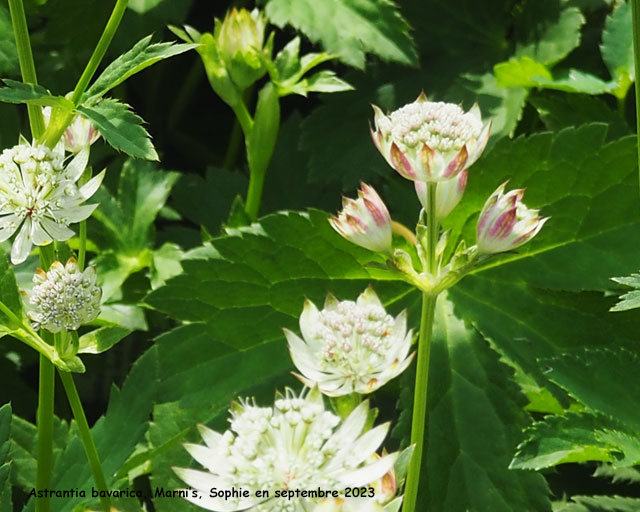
[78,221,87,270]
[403,182,439,512]
[58,371,110,512]
[42,0,128,148]
[35,244,56,512]
[231,100,254,139]
[36,357,54,512]
[632,0,640,198]
[245,165,266,221]
[7,0,45,138]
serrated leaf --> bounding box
[77,325,132,354]
[265,0,418,69]
[76,99,158,160]
[516,4,585,65]
[511,412,622,470]
[418,296,551,510]
[542,349,640,435]
[0,80,72,108]
[556,495,640,512]
[601,1,633,97]
[82,36,195,104]
[611,272,640,311]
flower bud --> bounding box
[42,107,100,154]
[371,93,490,182]
[329,184,392,254]
[476,182,548,254]
[214,8,268,90]
[415,170,468,220]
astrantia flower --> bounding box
[476,181,548,254]
[0,141,104,264]
[371,93,490,182]
[42,107,100,154]
[414,169,468,220]
[25,258,101,332]
[174,387,397,512]
[329,184,392,254]
[284,288,414,397]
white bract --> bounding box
[414,170,468,220]
[0,140,104,264]
[26,258,101,333]
[329,184,392,254]
[476,181,548,254]
[174,388,397,512]
[371,93,490,182]
[285,288,414,397]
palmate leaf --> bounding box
[610,272,640,311]
[264,0,418,69]
[601,1,634,97]
[77,99,158,161]
[0,80,72,108]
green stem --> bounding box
[59,371,110,512]
[36,357,55,512]
[78,220,87,270]
[403,182,439,512]
[245,165,266,221]
[35,244,56,512]
[7,0,45,138]
[42,0,128,148]
[632,0,640,199]
[223,118,243,169]
[231,100,254,139]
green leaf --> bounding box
[516,5,585,65]
[82,35,195,104]
[511,412,622,470]
[77,325,132,354]
[601,1,634,98]
[76,99,158,160]
[150,242,183,290]
[0,6,17,76]
[417,296,551,510]
[0,250,22,324]
[0,80,72,108]
[530,93,631,140]
[543,348,640,434]
[555,495,640,512]
[265,0,418,69]
[0,404,11,512]
[303,70,353,94]
[495,56,553,87]
[611,272,640,311]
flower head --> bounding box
[329,184,392,254]
[174,387,397,511]
[414,170,468,220]
[42,107,100,154]
[476,181,548,254]
[371,93,490,182]
[0,140,104,264]
[284,288,414,397]
[25,258,101,332]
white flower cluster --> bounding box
[26,258,101,332]
[285,288,413,396]
[378,100,483,153]
[175,388,397,512]
[0,141,103,264]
